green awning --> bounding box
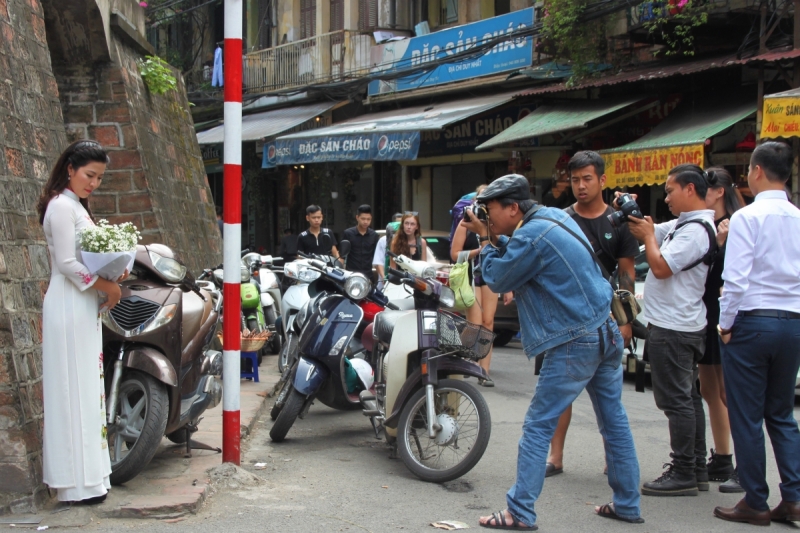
[602,100,755,153]
[476,97,644,151]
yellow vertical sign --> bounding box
[602,144,704,189]
[760,97,800,139]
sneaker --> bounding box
[707,449,734,482]
[720,469,745,494]
[642,463,699,497]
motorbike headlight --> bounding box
[439,286,456,308]
[421,266,436,279]
[298,266,321,282]
[296,301,311,330]
[240,264,250,283]
[344,274,371,301]
[148,251,187,283]
[141,304,178,334]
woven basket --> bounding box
[217,331,271,353]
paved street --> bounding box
[74,342,798,532]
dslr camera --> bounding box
[608,193,643,227]
[465,203,488,222]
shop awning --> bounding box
[600,101,755,189]
[263,90,522,167]
[195,100,341,145]
[475,97,644,151]
[761,87,800,139]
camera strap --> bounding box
[522,206,615,288]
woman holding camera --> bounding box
[700,167,744,491]
[450,185,510,387]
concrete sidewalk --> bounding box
[99,358,281,518]
[47,357,281,522]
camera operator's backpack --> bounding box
[449,192,477,244]
[667,219,718,271]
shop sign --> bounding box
[602,144,703,189]
[262,131,421,167]
[419,105,534,156]
[368,8,534,96]
[202,144,222,174]
[760,97,800,139]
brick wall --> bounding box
[56,46,222,276]
[0,0,67,514]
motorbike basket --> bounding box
[436,310,495,361]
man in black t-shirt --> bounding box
[544,151,640,479]
[342,204,379,279]
[297,205,339,258]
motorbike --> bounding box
[242,252,283,355]
[359,254,494,482]
[277,246,343,372]
[101,243,223,485]
[269,242,397,442]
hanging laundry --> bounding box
[212,46,223,87]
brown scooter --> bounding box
[101,243,223,485]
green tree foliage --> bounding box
[540,0,607,86]
[643,0,709,57]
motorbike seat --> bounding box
[373,310,408,345]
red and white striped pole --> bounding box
[221,0,242,465]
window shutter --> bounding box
[301,0,316,39]
[359,0,378,31]
[331,0,344,31]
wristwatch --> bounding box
[717,325,731,336]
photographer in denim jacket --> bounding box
[461,175,642,531]
[626,164,717,497]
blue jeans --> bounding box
[507,318,641,526]
[721,314,800,511]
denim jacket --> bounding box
[480,206,612,358]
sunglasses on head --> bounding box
[404,211,419,216]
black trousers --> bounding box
[647,325,707,473]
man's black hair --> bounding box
[306,204,322,215]
[751,141,792,182]
[392,212,403,220]
[357,204,372,215]
[567,151,605,177]
[498,197,536,213]
[283,227,293,234]
[668,163,711,200]
[215,205,223,217]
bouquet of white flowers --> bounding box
[80,220,141,280]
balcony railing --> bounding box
[244,30,375,94]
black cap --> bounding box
[477,174,530,202]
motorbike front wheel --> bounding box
[107,371,169,485]
[397,378,491,483]
[269,388,305,442]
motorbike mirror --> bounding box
[338,240,351,259]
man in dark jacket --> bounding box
[342,205,379,279]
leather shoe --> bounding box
[771,500,800,523]
[714,499,771,526]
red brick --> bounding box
[198,188,208,203]
[5,148,24,177]
[33,127,48,152]
[107,150,142,170]
[104,68,124,83]
[150,119,159,134]
[0,0,7,21]
[139,234,162,246]
[118,193,152,213]
[30,14,45,44]
[88,125,120,147]
[99,172,132,192]
[166,144,176,160]
[132,170,147,190]
[63,105,93,124]
[96,103,130,123]
[1,22,13,46]
[89,194,116,214]
[0,391,16,407]
[142,213,158,229]
[120,124,137,147]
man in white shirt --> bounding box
[627,165,717,497]
[713,142,800,526]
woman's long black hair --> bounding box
[705,166,743,217]
[37,140,109,225]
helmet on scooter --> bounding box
[348,358,374,391]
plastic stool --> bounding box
[240,351,259,382]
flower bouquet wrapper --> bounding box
[81,250,136,281]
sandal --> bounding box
[595,503,644,524]
[480,510,538,531]
[545,462,563,477]
[479,377,495,387]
